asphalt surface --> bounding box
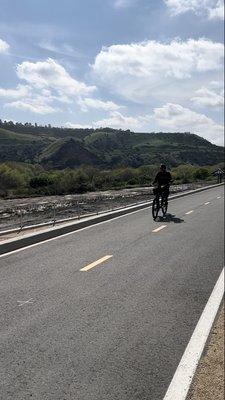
[0,186,224,400]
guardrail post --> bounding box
[77,201,80,219]
[18,209,23,231]
[53,203,56,226]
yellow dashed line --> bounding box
[80,255,113,271]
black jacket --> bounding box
[153,171,172,186]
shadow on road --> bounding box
[156,213,185,223]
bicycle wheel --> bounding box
[161,197,168,216]
[152,198,159,220]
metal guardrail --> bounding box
[0,199,152,236]
[0,181,221,235]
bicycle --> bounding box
[152,185,168,220]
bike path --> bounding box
[0,186,224,399]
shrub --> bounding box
[193,167,210,181]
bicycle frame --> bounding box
[152,187,168,219]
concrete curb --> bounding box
[0,183,223,256]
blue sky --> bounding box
[0,0,224,144]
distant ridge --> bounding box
[0,121,223,169]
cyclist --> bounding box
[152,164,172,205]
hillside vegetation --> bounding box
[0,120,223,198]
[0,120,223,169]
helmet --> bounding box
[160,164,166,170]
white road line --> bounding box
[217,196,221,199]
[152,225,167,233]
[204,201,210,205]
[185,210,194,215]
[17,298,33,306]
[163,268,224,400]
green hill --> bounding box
[0,121,223,169]
[0,127,52,163]
[40,137,101,169]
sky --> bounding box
[0,0,224,145]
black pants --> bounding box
[155,187,169,204]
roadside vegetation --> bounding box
[0,162,223,198]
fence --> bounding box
[0,181,219,234]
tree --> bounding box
[30,173,54,188]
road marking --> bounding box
[17,298,33,306]
[152,225,167,233]
[163,268,224,400]
[204,201,210,205]
[185,210,194,215]
[80,255,113,272]
[217,196,221,199]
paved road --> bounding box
[0,186,224,400]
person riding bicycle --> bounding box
[153,164,172,204]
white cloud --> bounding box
[94,111,143,130]
[0,84,30,99]
[39,40,61,53]
[39,40,82,58]
[40,89,72,104]
[164,0,224,20]
[210,80,223,88]
[65,111,147,130]
[152,102,224,145]
[5,94,58,115]
[2,58,97,114]
[77,97,123,112]
[208,0,224,19]
[92,38,224,103]
[0,38,10,53]
[17,58,96,96]
[191,87,224,107]
[64,122,93,129]
[2,57,125,117]
[6,101,57,114]
[6,101,56,114]
[113,0,137,8]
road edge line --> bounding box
[163,267,224,400]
